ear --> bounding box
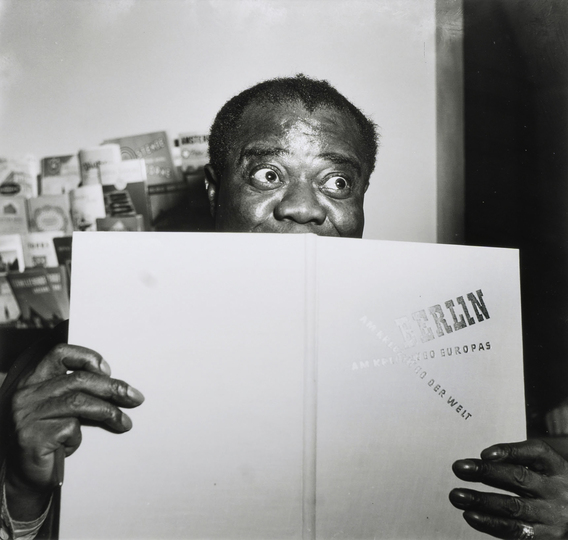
[204,164,219,218]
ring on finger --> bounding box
[518,524,535,540]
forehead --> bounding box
[230,101,367,165]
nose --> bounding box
[273,182,327,225]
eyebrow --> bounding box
[237,147,362,176]
[317,152,362,176]
[238,146,289,166]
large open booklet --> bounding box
[62,232,526,539]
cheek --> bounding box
[327,200,365,237]
[239,197,275,222]
[222,187,279,225]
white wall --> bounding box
[0,0,437,242]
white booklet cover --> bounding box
[63,232,526,539]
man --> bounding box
[2,75,568,539]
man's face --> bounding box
[206,101,371,238]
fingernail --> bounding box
[481,446,505,460]
[463,511,484,526]
[121,413,133,430]
[452,459,479,477]
[100,358,111,376]
[449,489,475,509]
[127,386,145,403]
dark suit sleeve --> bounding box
[0,320,69,540]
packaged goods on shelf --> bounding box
[103,132,185,230]
[22,231,64,268]
[0,156,39,198]
[0,275,21,324]
[101,158,147,185]
[45,265,70,319]
[78,144,121,185]
[96,216,144,231]
[27,194,73,235]
[178,133,209,174]
[7,266,68,327]
[0,197,29,235]
[0,234,25,273]
[40,155,81,195]
[69,184,106,231]
[53,236,72,285]
[103,188,136,217]
[101,159,151,231]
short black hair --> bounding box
[208,74,379,179]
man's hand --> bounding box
[5,344,144,521]
[450,440,568,539]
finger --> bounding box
[545,406,568,436]
[461,511,539,540]
[24,344,112,386]
[61,421,82,456]
[544,409,560,436]
[15,371,144,409]
[449,488,550,524]
[480,440,568,476]
[16,417,82,455]
[30,391,135,432]
[452,459,544,497]
[10,418,83,490]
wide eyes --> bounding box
[321,176,351,198]
[249,168,352,198]
[250,168,282,190]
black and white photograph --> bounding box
[0,1,567,539]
